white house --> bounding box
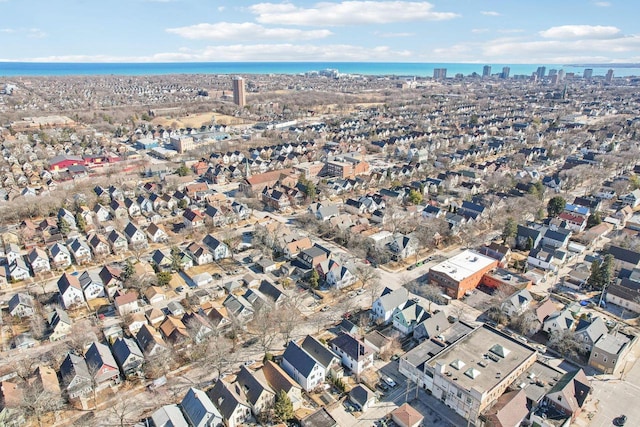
[329,333,374,375]
[203,235,231,260]
[57,272,86,309]
[372,287,409,324]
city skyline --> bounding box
[0,1,639,64]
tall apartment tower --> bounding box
[232,76,245,107]
[605,69,614,83]
[536,66,546,79]
[482,65,491,77]
[583,68,593,79]
[433,68,447,80]
[501,67,510,79]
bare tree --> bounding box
[101,396,141,427]
[249,303,280,355]
[276,299,302,345]
[19,380,64,427]
[355,264,380,290]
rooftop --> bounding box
[430,325,537,394]
[430,250,497,282]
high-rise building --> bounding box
[536,66,546,79]
[501,67,510,79]
[548,69,558,77]
[605,69,614,83]
[232,76,245,107]
[583,68,593,79]
[433,68,447,80]
[483,65,491,77]
[557,69,565,82]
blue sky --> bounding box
[0,0,638,63]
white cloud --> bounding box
[0,27,46,37]
[594,1,611,6]
[13,43,414,63]
[497,29,524,34]
[218,6,225,12]
[471,28,489,33]
[539,25,621,39]
[0,28,15,33]
[430,34,640,63]
[250,1,459,26]
[481,11,500,16]
[166,22,332,41]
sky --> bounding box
[0,0,639,63]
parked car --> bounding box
[614,415,627,426]
[356,288,366,295]
[382,377,397,387]
[376,382,389,392]
[320,305,329,312]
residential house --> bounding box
[532,299,558,333]
[203,235,231,260]
[144,286,167,305]
[26,247,51,274]
[99,265,123,298]
[123,222,148,249]
[78,270,106,301]
[257,280,286,306]
[558,213,588,233]
[606,278,640,314]
[329,333,374,375]
[542,228,571,249]
[298,244,331,269]
[8,258,31,282]
[59,353,92,399]
[181,312,214,344]
[349,384,377,412]
[150,404,189,427]
[183,208,205,229]
[186,242,213,265]
[573,316,608,353]
[48,307,72,341]
[372,287,409,324]
[8,292,34,318]
[413,311,450,342]
[67,238,92,265]
[391,403,424,427]
[114,291,139,316]
[300,408,338,427]
[589,332,634,374]
[57,208,77,229]
[540,369,591,422]
[160,316,190,346]
[109,199,128,220]
[92,203,111,223]
[107,230,128,254]
[261,360,303,410]
[283,236,313,259]
[516,225,542,250]
[608,245,640,271]
[207,379,253,427]
[57,272,85,309]
[392,302,429,335]
[124,197,141,217]
[136,324,169,356]
[87,233,111,258]
[325,263,356,289]
[543,309,575,334]
[110,337,144,378]
[49,242,72,268]
[281,340,327,392]
[146,222,169,243]
[181,387,223,427]
[0,382,25,425]
[621,189,640,208]
[482,389,529,427]
[84,341,121,388]
[223,294,254,322]
[501,289,534,318]
[387,234,419,260]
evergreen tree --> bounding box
[273,390,294,422]
[57,217,70,235]
[75,213,87,232]
[525,236,534,250]
[599,254,615,288]
[547,196,566,217]
[502,217,517,242]
[587,260,603,289]
[309,269,320,289]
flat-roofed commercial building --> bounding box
[429,250,498,299]
[401,324,537,425]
